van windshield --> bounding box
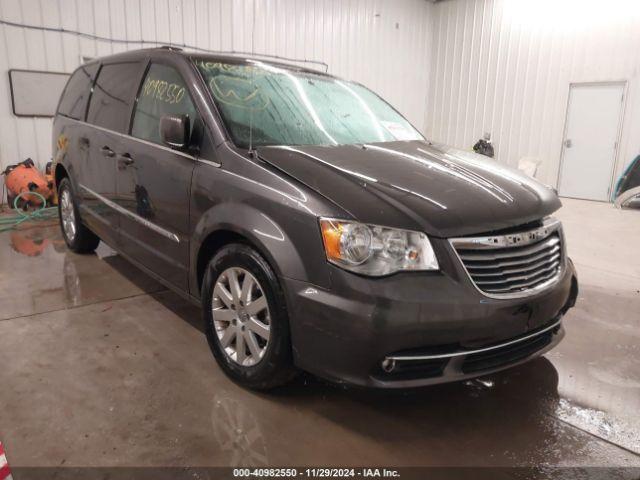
[193,58,423,148]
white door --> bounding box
[558,83,625,201]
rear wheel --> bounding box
[202,243,296,390]
[58,178,100,253]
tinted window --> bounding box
[57,63,99,120]
[131,63,198,145]
[193,59,422,148]
[87,62,142,132]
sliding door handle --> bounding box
[100,146,116,157]
[117,153,135,169]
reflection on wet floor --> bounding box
[0,221,165,320]
[0,201,639,472]
[211,392,269,467]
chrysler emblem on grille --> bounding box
[503,227,549,246]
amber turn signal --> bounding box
[320,219,344,261]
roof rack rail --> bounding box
[158,45,183,51]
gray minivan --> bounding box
[52,47,578,389]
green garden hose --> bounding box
[0,191,58,232]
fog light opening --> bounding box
[381,358,396,373]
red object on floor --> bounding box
[0,441,12,480]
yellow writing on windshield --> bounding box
[208,76,270,111]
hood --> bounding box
[257,140,561,237]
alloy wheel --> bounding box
[60,188,76,242]
[212,267,271,367]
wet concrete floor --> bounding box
[0,198,638,472]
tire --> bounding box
[202,243,297,390]
[57,177,100,253]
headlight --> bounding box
[319,218,439,276]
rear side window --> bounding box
[87,62,142,133]
[131,63,198,145]
[57,63,99,120]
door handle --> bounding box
[101,146,116,157]
[117,153,135,169]
[564,139,573,148]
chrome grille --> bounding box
[450,219,564,297]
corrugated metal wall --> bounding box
[426,0,640,187]
[0,0,433,171]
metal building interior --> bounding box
[0,0,638,478]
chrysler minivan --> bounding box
[52,47,578,389]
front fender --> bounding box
[189,201,331,298]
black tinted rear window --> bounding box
[87,62,142,132]
[57,63,99,120]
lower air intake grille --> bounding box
[450,219,563,297]
[461,330,554,373]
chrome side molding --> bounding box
[79,184,180,243]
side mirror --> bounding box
[160,114,190,149]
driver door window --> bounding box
[132,63,198,145]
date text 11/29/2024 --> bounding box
[233,468,400,478]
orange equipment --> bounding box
[3,158,54,208]
[45,161,58,205]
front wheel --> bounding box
[202,243,297,390]
[58,178,100,253]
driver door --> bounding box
[114,61,201,290]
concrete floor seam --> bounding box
[0,289,168,324]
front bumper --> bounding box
[283,255,578,388]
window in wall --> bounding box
[131,63,198,145]
[86,62,142,133]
